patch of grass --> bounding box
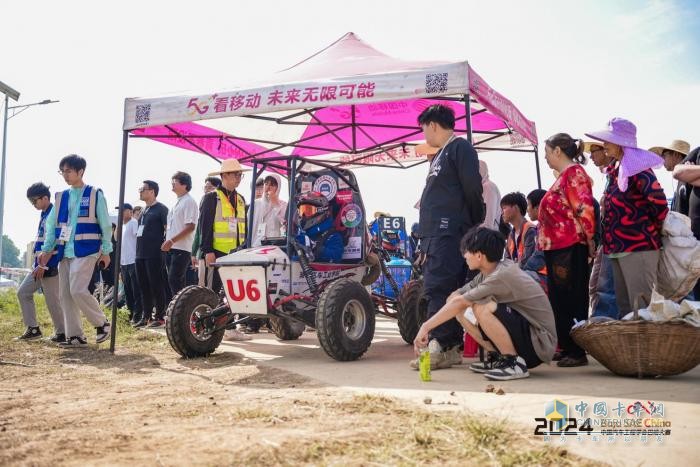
[0,288,164,350]
[233,395,601,467]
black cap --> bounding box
[116,203,133,210]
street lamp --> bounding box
[0,80,59,272]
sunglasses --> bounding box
[224,171,244,178]
[138,187,154,193]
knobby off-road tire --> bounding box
[166,285,225,358]
[269,316,306,340]
[316,279,376,361]
[397,279,427,344]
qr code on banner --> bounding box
[425,73,448,94]
[135,104,151,124]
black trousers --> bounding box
[422,235,468,349]
[136,255,167,321]
[122,263,142,320]
[166,249,191,298]
[544,243,590,358]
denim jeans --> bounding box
[590,248,619,319]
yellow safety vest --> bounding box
[213,189,247,254]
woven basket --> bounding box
[571,319,700,378]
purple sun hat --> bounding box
[584,117,638,147]
[585,117,663,192]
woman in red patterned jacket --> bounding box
[538,133,596,367]
[586,118,668,317]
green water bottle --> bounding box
[419,348,431,382]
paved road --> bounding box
[165,317,700,466]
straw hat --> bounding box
[374,211,391,218]
[649,140,690,157]
[583,141,605,154]
[208,159,251,176]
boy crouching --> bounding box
[414,227,557,380]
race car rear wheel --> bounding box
[166,286,225,358]
[269,316,306,340]
[316,279,375,361]
[397,279,427,345]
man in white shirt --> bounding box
[118,203,142,324]
[162,171,199,297]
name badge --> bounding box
[59,225,73,242]
[256,222,266,240]
[228,219,238,236]
[137,224,145,237]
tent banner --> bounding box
[123,63,468,130]
[468,65,538,146]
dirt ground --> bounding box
[0,292,599,466]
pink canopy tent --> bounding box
[122,32,538,175]
[108,33,540,350]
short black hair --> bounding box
[500,192,527,216]
[59,154,86,173]
[460,226,505,262]
[27,182,51,199]
[255,177,265,187]
[526,189,547,208]
[417,104,455,130]
[172,171,192,192]
[205,176,221,188]
[143,180,159,197]
[264,175,279,187]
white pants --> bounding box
[17,272,64,333]
[59,257,107,337]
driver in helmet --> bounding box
[296,192,344,263]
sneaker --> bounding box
[58,336,88,348]
[557,355,588,367]
[48,333,66,344]
[95,322,111,344]
[409,339,461,370]
[223,329,252,341]
[469,351,502,373]
[484,355,529,381]
[15,326,42,341]
[146,319,165,329]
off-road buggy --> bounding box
[165,156,426,361]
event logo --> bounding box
[313,175,337,200]
[544,399,569,432]
[340,203,363,228]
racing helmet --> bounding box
[296,191,331,231]
[380,230,401,251]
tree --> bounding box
[1,235,22,268]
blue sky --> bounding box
[1,0,699,253]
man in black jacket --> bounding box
[410,104,485,370]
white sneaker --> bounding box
[224,329,252,341]
[484,355,529,381]
[95,322,111,344]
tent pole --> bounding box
[247,161,259,247]
[285,157,297,286]
[110,130,129,353]
[351,105,357,153]
[534,145,542,189]
[464,94,473,144]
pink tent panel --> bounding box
[131,123,284,161]
[291,98,507,157]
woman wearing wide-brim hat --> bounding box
[585,118,669,318]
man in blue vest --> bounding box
[15,182,65,342]
[38,155,113,347]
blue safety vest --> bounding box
[55,185,102,258]
[34,203,61,268]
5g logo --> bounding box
[226,279,261,302]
